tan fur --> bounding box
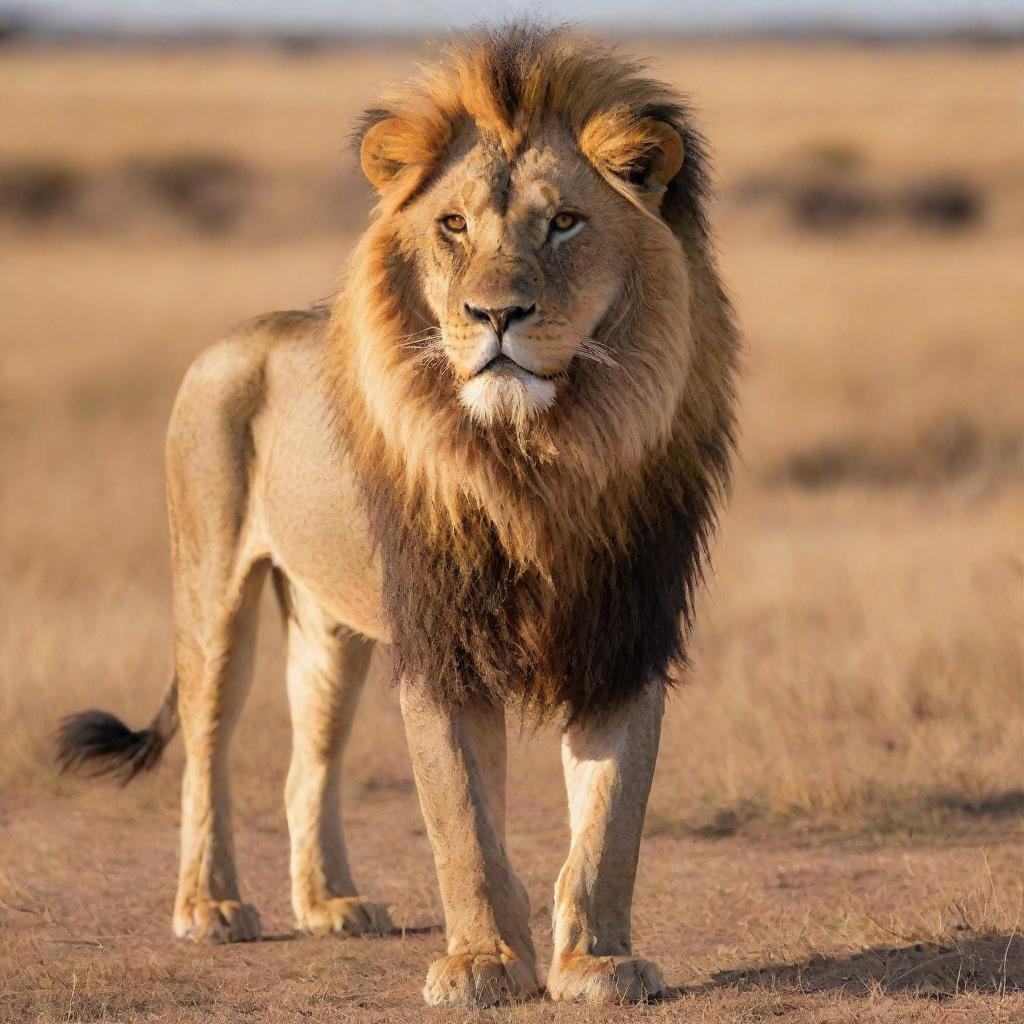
[64,24,738,1007]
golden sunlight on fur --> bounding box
[57,21,739,1009]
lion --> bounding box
[56,23,739,1008]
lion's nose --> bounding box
[464,303,535,338]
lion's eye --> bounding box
[440,214,467,233]
[550,211,581,233]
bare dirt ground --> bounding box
[3,784,1022,1023]
[1,39,1022,1023]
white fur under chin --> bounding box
[459,370,557,428]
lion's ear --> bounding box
[360,117,408,191]
[359,114,446,207]
[580,114,685,211]
[639,120,685,196]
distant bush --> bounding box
[789,182,884,231]
[0,162,83,222]
[801,140,865,173]
[769,415,1021,490]
[124,154,249,233]
[732,148,985,235]
[900,177,983,230]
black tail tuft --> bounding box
[56,710,167,784]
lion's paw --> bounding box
[295,896,394,937]
[423,948,540,1008]
[547,954,665,1004]
[173,899,262,944]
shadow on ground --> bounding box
[684,934,1023,1000]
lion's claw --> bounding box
[547,953,666,1003]
[423,948,540,1008]
[173,898,262,944]
[295,896,393,937]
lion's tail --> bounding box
[56,675,179,785]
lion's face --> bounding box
[379,127,681,430]
[399,135,630,426]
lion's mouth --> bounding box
[476,353,559,381]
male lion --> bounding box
[57,23,739,1007]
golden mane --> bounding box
[329,23,740,720]
[357,22,705,216]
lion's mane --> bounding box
[329,23,740,721]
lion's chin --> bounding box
[458,365,557,429]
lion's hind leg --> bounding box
[277,574,393,937]
[171,560,266,944]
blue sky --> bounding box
[18,0,1024,33]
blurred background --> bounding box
[1,2,1022,1019]
[9,0,1024,35]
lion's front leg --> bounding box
[400,679,540,1008]
[547,683,667,1004]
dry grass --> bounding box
[0,38,1022,1023]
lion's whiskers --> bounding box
[399,327,443,350]
[538,316,620,370]
[575,338,619,369]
